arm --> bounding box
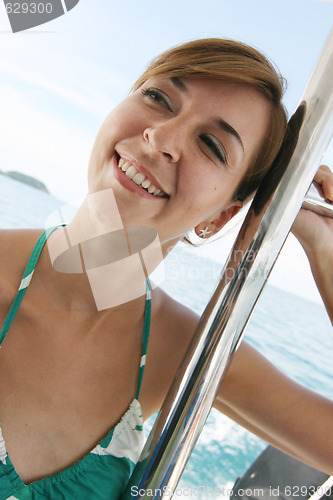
[214,341,333,475]
[214,166,333,474]
[292,164,333,323]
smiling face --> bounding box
[88,77,270,244]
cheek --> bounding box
[180,165,238,207]
[95,98,144,148]
[111,111,147,150]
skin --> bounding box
[87,78,268,243]
[0,77,332,484]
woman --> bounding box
[0,39,332,499]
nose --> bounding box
[143,120,183,163]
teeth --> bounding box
[125,165,137,179]
[132,172,146,185]
[119,158,129,171]
[118,156,167,198]
[121,161,130,172]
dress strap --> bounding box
[135,279,151,400]
[0,226,59,346]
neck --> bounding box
[45,192,169,311]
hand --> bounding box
[292,164,333,257]
[292,164,333,323]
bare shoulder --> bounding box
[152,285,199,350]
[0,229,43,300]
[141,284,200,415]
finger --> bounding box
[314,165,333,201]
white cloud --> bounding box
[0,59,113,119]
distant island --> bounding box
[0,170,49,193]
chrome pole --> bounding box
[124,27,333,499]
[303,181,333,218]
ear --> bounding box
[211,201,243,232]
[195,201,243,239]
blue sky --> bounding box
[0,0,332,304]
[0,0,332,199]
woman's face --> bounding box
[88,77,270,244]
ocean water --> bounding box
[0,175,332,497]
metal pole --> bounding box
[124,27,333,499]
[302,181,333,218]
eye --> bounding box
[141,87,173,112]
[200,134,228,165]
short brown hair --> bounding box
[133,38,288,202]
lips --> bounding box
[117,156,169,198]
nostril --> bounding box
[162,152,173,159]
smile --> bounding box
[117,157,169,198]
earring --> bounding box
[198,226,212,238]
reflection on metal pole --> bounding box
[303,181,333,218]
[124,27,333,499]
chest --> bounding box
[0,308,143,482]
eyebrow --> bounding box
[216,118,244,152]
[170,76,244,152]
[170,76,187,92]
